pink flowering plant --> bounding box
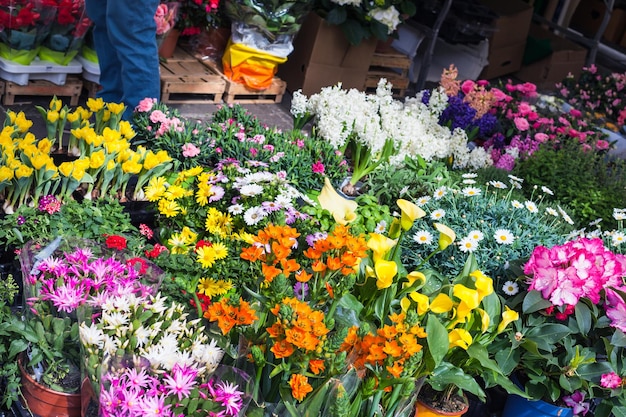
[10,236,163,394]
[491,237,626,417]
[556,64,626,133]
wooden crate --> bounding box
[83,79,101,98]
[160,57,226,104]
[365,49,411,98]
[200,58,287,104]
[3,76,82,106]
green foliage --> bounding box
[0,275,23,408]
[0,197,137,251]
[513,141,626,229]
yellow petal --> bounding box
[477,308,490,333]
[367,233,397,262]
[434,223,456,250]
[470,270,494,299]
[497,306,519,334]
[375,259,397,289]
[318,177,358,225]
[449,328,472,350]
[430,293,453,314]
[397,199,426,231]
[410,292,430,315]
[405,270,425,288]
[453,284,480,310]
[400,297,411,312]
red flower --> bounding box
[127,257,149,274]
[195,240,212,250]
[105,235,127,250]
[145,244,168,259]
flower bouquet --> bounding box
[79,292,253,416]
[492,237,626,417]
[221,0,313,89]
[0,0,56,64]
[39,0,92,65]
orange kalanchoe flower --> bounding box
[205,297,258,335]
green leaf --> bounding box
[574,302,591,336]
[426,314,448,366]
[325,7,347,26]
[429,362,485,401]
[522,290,553,314]
[525,323,571,351]
[340,19,368,46]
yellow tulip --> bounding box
[49,97,62,111]
[47,110,59,123]
[397,199,426,231]
[470,270,494,299]
[156,150,172,163]
[497,306,519,334]
[14,164,33,179]
[107,102,125,115]
[37,138,52,154]
[142,152,160,170]
[122,160,142,175]
[118,121,136,139]
[0,166,14,182]
[86,97,105,112]
[74,158,91,171]
[367,233,396,262]
[106,159,116,171]
[433,223,456,251]
[30,153,48,170]
[66,111,80,124]
[430,293,453,313]
[89,150,105,169]
[317,177,358,225]
[409,292,430,315]
[58,162,73,177]
[374,259,397,289]
[71,168,86,181]
[102,127,122,142]
[449,328,472,350]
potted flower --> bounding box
[492,237,626,417]
[39,0,92,65]
[6,236,163,415]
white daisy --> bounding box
[416,196,431,206]
[413,230,433,245]
[433,186,447,199]
[467,230,484,241]
[494,229,515,245]
[545,207,559,217]
[589,218,603,227]
[524,201,538,213]
[541,186,554,195]
[612,231,626,246]
[511,200,523,209]
[239,183,264,197]
[462,179,476,184]
[558,206,575,225]
[374,220,387,234]
[227,204,244,215]
[458,236,478,253]
[488,180,507,189]
[243,206,267,226]
[462,186,481,197]
[462,173,478,178]
[502,281,519,296]
[508,174,523,183]
[430,209,446,220]
[613,209,626,221]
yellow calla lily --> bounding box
[430,293,453,314]
[405,270,425,288]
[477,308,490,333]
[470,270,494,299]
[449,328,472,350]
[433,223,456,251]
[317,177,358,225]
[397,199,426,231]
[497,306,520,334]
[400,297,411,312]
[409,292,430,315]
[375,259,397,289]
[453,284,480,310]
[367,233,397,262]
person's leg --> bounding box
[107,0,161,120]
[84,0,124,103]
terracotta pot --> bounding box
[414,395,470,417]
[18,355,81,417]
[158,29,180,59]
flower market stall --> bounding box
[0,49,626,417]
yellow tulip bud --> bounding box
[47,110,59,123]
[86,97,105,112]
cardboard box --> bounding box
[515,24,588,89]
[479,0,534,49]
[277,13,377,95]
[479,41,526,79]
[570,1,626,44]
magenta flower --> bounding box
[562,391,590,416]
[311,160,325,174]
[600,372,623,389]
[605,288,626,333]
[163,364,198,401]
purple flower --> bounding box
[17,215,25,225]
[294,282,309,300]
[562,391,590,416]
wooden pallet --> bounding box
[3,76,82,106]
[200,58,287,104]
[160,56,226,104]
[365,49,411,98]
[83,79,101,98]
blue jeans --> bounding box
[85,0,161,120]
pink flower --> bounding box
[534,133,549,142]
[601,372,623,389]
[605,287,626,332]
[181,143,201,158]
[513,117,529,131]
[136,97,156,112]
[562,391,590,416]
[595,140,610,150]
[311,160,325,174]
